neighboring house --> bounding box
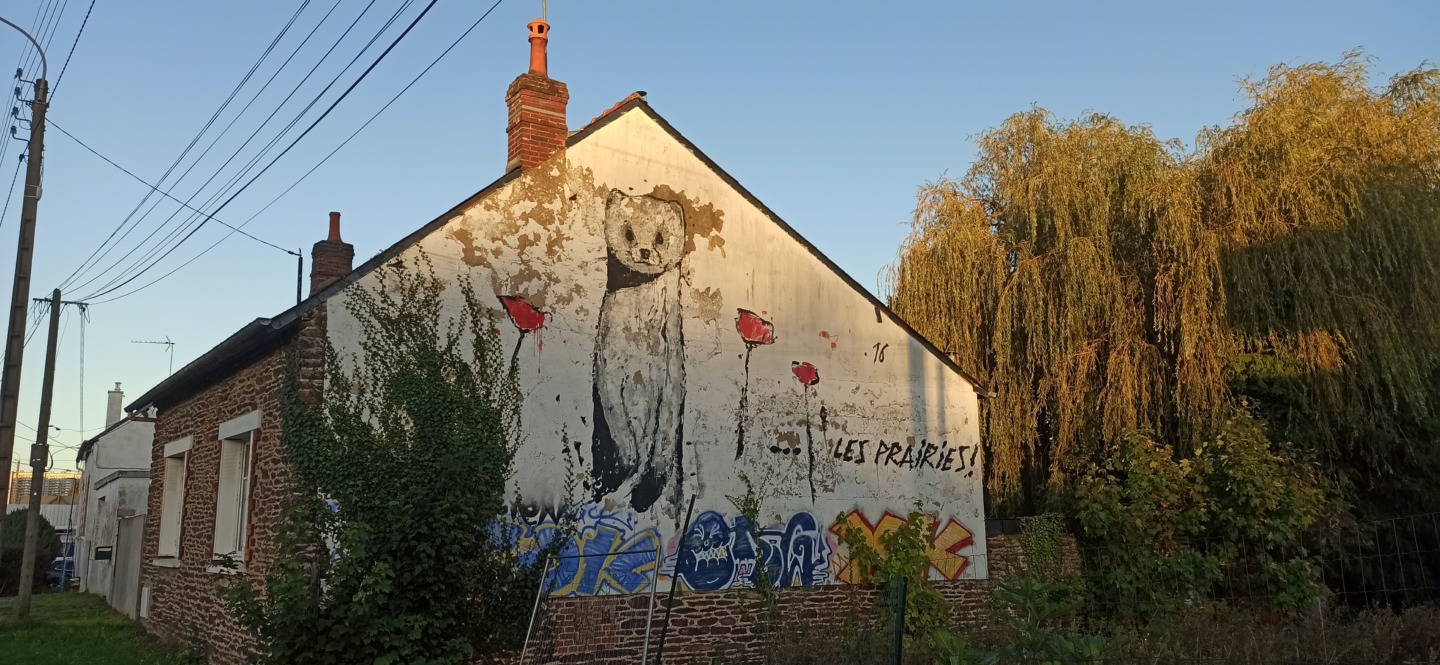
[129,18,987,660]
[74,383,153,617]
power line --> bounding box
[60,0,395,297]
[38,0,71,55]
[88,0,509,305]
[53,0,382,291]
[48,0,95,101]
[23,301,45,348]
[17,0,58,83]
[55,0,317,292]
[0,157,21,233]
[0,1,50,198]
[80,0,446,302]
[71,0,415,299]
[46,118,298,256]
[17,421,101,435]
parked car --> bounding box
[45,542,77,590]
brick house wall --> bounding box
[139,342,288,659]
[138,306,327,663]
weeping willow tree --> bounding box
[886,54,1440,518]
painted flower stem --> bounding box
[736,346,752,460]
[803,388,816,502]
[511,333,526,375]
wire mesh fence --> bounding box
[507,512,1440,665]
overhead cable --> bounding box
[48,0,95,100]
[46,118,298,256]
[88,0,510,305]
[56,0,315,291]
[66,0,398,296]
[81,0,446,302]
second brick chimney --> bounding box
[505,17,568,172]
[311,211,354,295]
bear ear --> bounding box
[662,198,684,224]
[606,189,628,208]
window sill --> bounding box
[207,562,246,575]
[151,558,181,569]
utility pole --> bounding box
[0,15,49,592]
[16,289,59,617]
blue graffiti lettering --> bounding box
[669,511,831,591]
[497,504,662,596]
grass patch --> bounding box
[0,593,197,665]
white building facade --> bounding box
[76,384,153,615]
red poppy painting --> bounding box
[733,309,776,459]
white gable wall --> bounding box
[328,107,985,594]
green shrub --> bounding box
[221,254,559,664]
[1073,410,1334,619]
[0,508,61,595]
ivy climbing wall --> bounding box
[327,106,986,593]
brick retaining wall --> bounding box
[486,533,1080,664]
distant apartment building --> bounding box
[7,469,82,504]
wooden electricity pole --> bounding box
[0,16,49,598]
[16,289,59,616]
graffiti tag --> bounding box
[830,438,976,474]
[830,510,975,582]
[499,504,662,596]
[665,510,832,591]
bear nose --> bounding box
[639,248,652,260]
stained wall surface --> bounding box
[77,418,154,597]
[327,106,986,594]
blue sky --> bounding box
[0,0,1433,474]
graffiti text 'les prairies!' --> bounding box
[831,438,977,475]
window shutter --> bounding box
[214,441,241,556]
[158,456,186,557]
[236,436,252,558]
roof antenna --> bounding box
[132,337,176,376]
[542,0,547,22]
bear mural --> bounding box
[591,190,688,513]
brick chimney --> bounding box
[505,17,568,172]
[310,211,354,295]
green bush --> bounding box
[1,507,62,595]
[833,504,951,656]
[1073,410,1334,619]
[222,254,559,664]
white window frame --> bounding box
[156,437,192,558]
[213,411,259,564]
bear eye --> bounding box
[623,226,635,243]
[654,231,664,245]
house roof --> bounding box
[76,416,155,462]
[128,97,983,413]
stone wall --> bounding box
[482,533,1079,665]
[138,340,293,662]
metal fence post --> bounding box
[892,576,908,665]
[639,561,661,664]
[519,553,553,665]
[653,494,697,665]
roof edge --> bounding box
[128,169,523,412]
[127,93,985,413]
[615,101,988,391]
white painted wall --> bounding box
[77,418,153,596]
[328,107,985,594]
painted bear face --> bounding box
[604,190,684,275]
